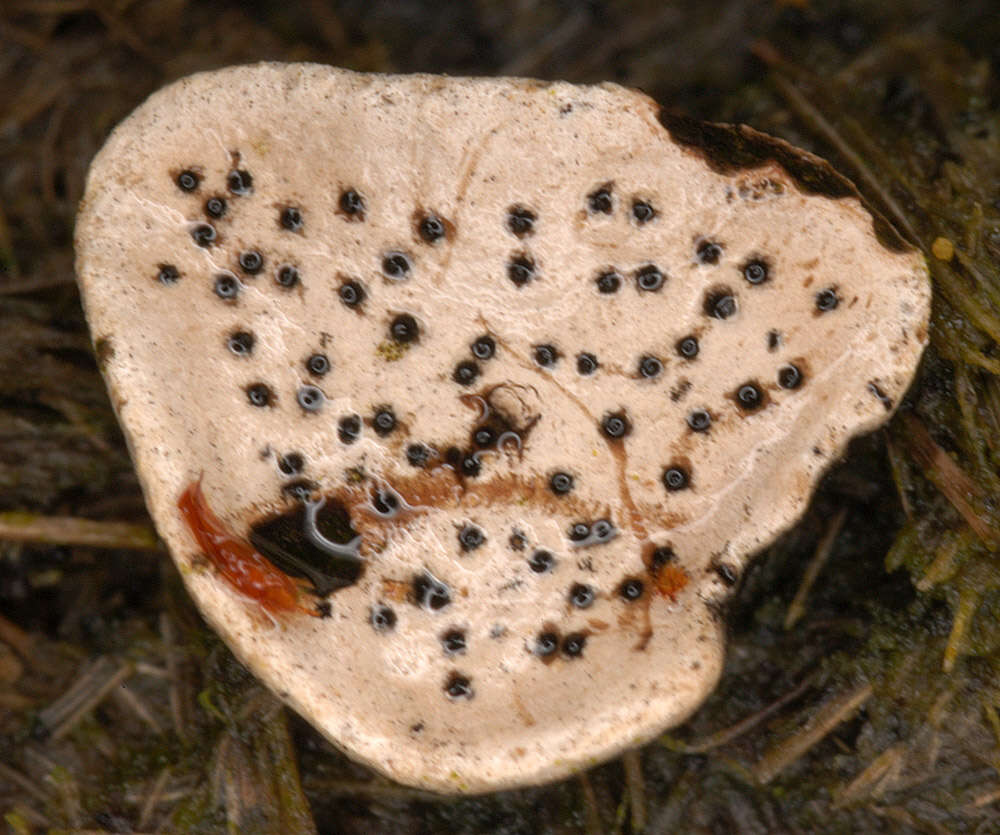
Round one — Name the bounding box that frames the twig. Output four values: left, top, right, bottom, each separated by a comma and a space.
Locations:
784, 507, 848, 630
622, 748, 647, 833
0, 513, 160, 550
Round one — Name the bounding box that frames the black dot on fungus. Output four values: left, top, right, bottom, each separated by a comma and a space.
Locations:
705, 288, 737, 319
577, 352, 599, 375
636, 264, 665, 292
651, 546, 676, 570
306, 353, 330, 376
413, 572, 451, 610
562, 633, 587, 657
339, 188, 365, 217
441, 630, 467, 655
238, 250, 264, 275
619, 578, 645, 601
715, 563, 738, 586
569, 583, 595, 609
473, 426, 496, 447
157, 264, 180, 284
638, 355, 663, 378
591, 520, 615, 542
507, 254, 536, 286
587, 184, 613, 214
778, 363, 804, 389
338, 414, 361, 444
458, 524, 485, 552
277, 452, 304, 475
338, 279, 365, 308
406, 443, 432, 467
246, 383, 273, 408
191, 223, 216, 247
696, 239, 724, 264
176, 169, 200, 192
632, 199, 656, 224
382, 252, 411, 279
506, 205, 536, 237
276, 265, 300, 289
767, 330, 781, 351
460, 453, 482, 477
418, 213, 446, 243
742, 258, 770, 285
662, 465, 690, 491
445, 673, 473, 700
735, 382, 764, 411
868, 381, 894, 411
213, 273, 240, 299
227, 169, 252, 195
297, 385, 324, 412
204, 197, 226, 218
601, 411, 631, 440
528, 549, 556, 573
390, 314, 419, 343
687, 408, 712, 432
596, 269, 622, 294
569, 522, 591, 542
371, 488, 399, 516
816, 287, 840, 311
676, 335, 699, 359
453, 360, 480, 386
534, 344, 558, 368
373, 407, 396, 436
509, 530, 528, 551
280, 206, 303, 231
535, 632, 559, 657
370, 604, 396, 632
471, 335, 496, 360
550, 472, 574, 495
227, 331, 254, 356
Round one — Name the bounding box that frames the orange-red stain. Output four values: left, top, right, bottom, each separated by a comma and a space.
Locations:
178, 478, 319, 617
653, 562, 690, 602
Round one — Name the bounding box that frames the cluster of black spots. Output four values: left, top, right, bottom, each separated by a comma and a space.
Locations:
280, 206, 303, 231
595, 269, 622, 294
214, 273, 240, 300
305, 353, 330, 377
372, 406, 397, 436
619, 578, 645, 601
205, 197, 226, 219
471, 335, 496, 360
238, 250, 264, 275
636, 264, 665, 292
445, 672, 473, 700
297, 385, 324, 412
687, 408, 712, 432
191, 223, 216, 247
390, 314, 419, 343
568, 519, 615, 545
534, 631, 559, 657
338, 278, 365, 308
587, 183, 613, 214
632, 199, 656, 224
453, 360, 480, 386
277, 452, 304, 475
441, 629, 467, 655
458, 524, 485, 552
569, 583, 595, 609
446, 446, 482, 478
533, 343, 559, 368
276, 265, 300, 289
338, 188, 365, 218
371, 488, 399, 516
507, 253, 536, 287
562, 632, 586, 658
696, 239, 724, 264
735, 381, 764, 411
777, 363, 803, 389
417, 212, 446, 243
370, 603, 397, 632
246, 383, 274, 408
382, 252, 411, 280
528, 549, 556, 573
412, 571, 451, 610
227, 331, 254, 356
662, 464, 690, 492
638, 355, 663, 379
742, 258, 770, 285
816, 287, 840, 312
549, 471, 574, 495
157, 264, 180, 284
176, 169, 201, 192
406, 442, 433, 468
676, 335, 699, 359
338, 414, 361, 444
576, 352, 599, 375
601, 411, 631, 440
506, 205, 536, 237
227, 169, 253, 195
704, 287, 737, 319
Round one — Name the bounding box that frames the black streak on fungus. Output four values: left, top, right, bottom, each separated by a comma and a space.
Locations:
587, 184, 613, 214
506, 206, 536, 237
413, 571, 451, 610
507, 254, 536, 287
868, 381, 894, 410
577, 352, 599, 375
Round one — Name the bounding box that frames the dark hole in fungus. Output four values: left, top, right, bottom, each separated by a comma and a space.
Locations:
371, 488, 399, 516
338, 414, 361, 444
696, 239, 724, 264
227, 331, 254, 356
636, 264, 665, 292
280, 207, 303, 231
562, 633, 587, 657
176, 170, 200, 192
596, 270, 622, 294
214, 273, 240, 300
412, 572, 451, 610
157, 264, 179, 284
651, 546, 676, 571
735, 381, 764, 411
458, 524, 485, 552
390, 314, 419, 343
528, 549, 556, 573
587, 184, 613, 214
297, 385, 324, 412
662, 465, 690, 491
619, 578, 644, 601
638, 355, 663, 378
338, 279, 365, 308
591, 520, 615, 542
778, 364, 803, 389
687, 408, 712, 432
382, 252, 411, 279
417, 213, 446, 243
441, 629, 467, 655
576, 352, 599, 375
453, 360, 480, 386
569, 583, 595, 609
204, 197, 226, 219
704, 288, 737, 319
742, 258, 769, 285
276, 265, 300, 289
227, 169, 252, 195
507, 254, 536, 287
474, 426, 497, 447
191, 223, 216, 247
373, 407, 397, 436
550, 472, 574, 495
767, 330, 781, 351
246, 383, 273, 408
601, 411, 631, 440
445, 673, 473, 700
406, 443, 432, 467
238, 250, 264, 275
535, 632, 559, 657
534, 344, 558, 368
277, 452, 304, 475
676, 335, 699, 359
306, 353, 330, 376
370, 604, 396, 632
460, 452, 482, 478
506, 205, 536, 237
632, 199, 656, 224
816, 287, 840, 312
471, 335, 496, 360
569, 522, 591, 542
339, 188, 365, 217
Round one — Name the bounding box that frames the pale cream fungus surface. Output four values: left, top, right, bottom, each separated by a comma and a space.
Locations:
74, 63, 930, 793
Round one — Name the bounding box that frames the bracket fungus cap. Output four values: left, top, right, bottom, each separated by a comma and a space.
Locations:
75, 63, 930, 793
